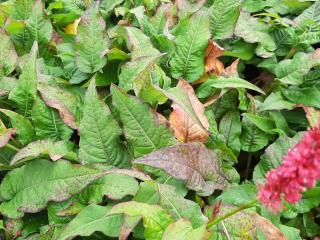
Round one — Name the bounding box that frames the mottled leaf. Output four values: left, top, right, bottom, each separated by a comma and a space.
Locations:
163, 219, 207, 240
0, 30, 18, 76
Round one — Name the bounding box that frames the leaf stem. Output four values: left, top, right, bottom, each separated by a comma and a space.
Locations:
6, 142, 20, 152
206, 199, 258, 229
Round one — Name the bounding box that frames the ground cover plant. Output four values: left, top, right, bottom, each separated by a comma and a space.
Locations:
0, 0, 320, 239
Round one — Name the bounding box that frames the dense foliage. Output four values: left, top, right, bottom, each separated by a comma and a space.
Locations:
0, 0, 320, 239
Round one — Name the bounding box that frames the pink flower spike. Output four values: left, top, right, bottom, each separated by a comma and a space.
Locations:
258, 128, 320, 212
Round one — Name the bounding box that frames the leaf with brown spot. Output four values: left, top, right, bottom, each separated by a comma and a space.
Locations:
299, 105, 320, 128
251, 213, 287, 240
205, 40, 224, 75
134, 142, 231, 196
0, 119, 16, 148
167, 79, 209, 142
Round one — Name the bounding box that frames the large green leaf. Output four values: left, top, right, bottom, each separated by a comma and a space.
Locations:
107, 201, 174, 240
253, 132, 304, 184
283, 85, 320, 108
25, 0, 53, 49
55, 204, 123, 240
170, 11, 210, 82
31, 96, 73, 141
111, 85, 176, 157
294, 1, 320, 31
163, 219, 207, 240
209, 0, 242, 39
10, 140, 77, 165
0, 160, 105, 218
75, 5, 108, 73
79, 80, 130, 166
134, 142, 231, 196
0, 31, 18, 76
8, 43, 37, 117
0, 109, 35, 145
135, 181, 207, 228
235, 11, 276, 58
78, 173, 139, 204
10, 0, 33, 20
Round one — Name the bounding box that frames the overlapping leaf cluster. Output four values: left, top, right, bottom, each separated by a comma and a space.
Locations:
0, 0, 319, 239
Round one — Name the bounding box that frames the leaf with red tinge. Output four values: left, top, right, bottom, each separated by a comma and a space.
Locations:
205, 40, 225, 75
251, 213, 287, 240
134, 142, 231, 196
165, 79, 209, 142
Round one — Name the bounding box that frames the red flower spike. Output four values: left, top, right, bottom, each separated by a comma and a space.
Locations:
258, 128, 320, 212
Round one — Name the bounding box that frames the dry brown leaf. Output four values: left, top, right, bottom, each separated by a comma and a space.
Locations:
169, 79, 209, 142
251, 213, 287, 240
205, 40, 224, 75
222, 58, 239, 77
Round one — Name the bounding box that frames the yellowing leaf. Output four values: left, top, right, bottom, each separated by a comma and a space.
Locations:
64, 18, 81, 35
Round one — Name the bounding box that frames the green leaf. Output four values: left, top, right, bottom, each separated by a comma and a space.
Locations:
170, 11, 210, 82
25, 0, 53, 49
257, 92, 294, 112
107, 201, 174, 240
8, 43, 38, 117
10, 0, 33, 20
31, 96, 73, 141
78, 173, 139, 204
282, 85, 320, 108
79, 80, 130, 166
135, 181, 207, 228
216, 184, 257, 206
10, 140, 77, 165
209, 0, 242, 39
0, 109, 35, 145
219, 111, 241, 154
37, 82, 82, 130
0, 160, 105, 218
243, 113, 277, 135
240, 116, 270, 152
253, 132, 304, 184
235, 11, 276, 58
111, 85, 176, 157
55, 204, 123, 240
163, 219, 207, 240
0, 30, 18, 76
275, 50, 320, 85
134, 142, 231, 196
75, 5, 108, 73
202, 76, 265, 95
294, 1, 320, 30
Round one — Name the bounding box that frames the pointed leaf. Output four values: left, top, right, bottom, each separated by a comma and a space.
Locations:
0, 160, 105, 218
134, 142, 231, 196
0, 30, 18, 76
56, 204, 123, 240
10, 140, 77, 165
31, 96, 73, 141
107, 201, 174, 240
170, 11, 210, 82
75, 5, 108, 73
0, 109, 35, 145
111, 85, 176, 157
8, 43, 38, 117
79, 80, 130, 166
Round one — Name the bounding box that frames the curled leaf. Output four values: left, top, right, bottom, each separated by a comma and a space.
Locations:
205, 40, 225, 75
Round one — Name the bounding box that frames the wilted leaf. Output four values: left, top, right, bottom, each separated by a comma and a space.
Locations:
0, 109, 35, 145
204, 40, 224, 75
134, 142, 231, 196
107, 201, 174, 240
170, 11, 210, 82
111, 85, 176, 157
0, 160, 105, 218
168, 79, 209, 142
251, 213, 287, 240
56, 204, 123, 240
79, 80, 130, 166
10, 140, 77, 165
75, 5, 108, 73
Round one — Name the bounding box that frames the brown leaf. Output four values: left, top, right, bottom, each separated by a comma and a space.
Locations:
0, 128, 16, 148
205, 40, 224, 75
134, 142, 230, 196
222, 58, 239, 77
168, 79, 209, 142
251, 213, 287, 240
298, 105, 320, 128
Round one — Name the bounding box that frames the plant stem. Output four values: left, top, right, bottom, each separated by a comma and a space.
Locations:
6, 143, 20, 152
206, 199, 258, 229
